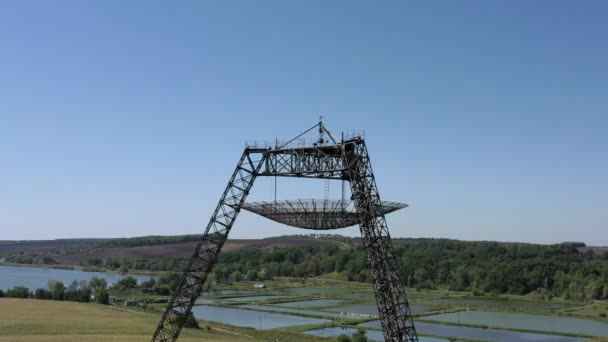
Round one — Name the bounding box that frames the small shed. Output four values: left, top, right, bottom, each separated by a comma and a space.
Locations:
124, 299, 139, 306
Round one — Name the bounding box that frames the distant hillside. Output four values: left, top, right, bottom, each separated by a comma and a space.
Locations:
96, 235, 204, 248
51, 237, 343, 266
1, 234, 605, 259
0, 238, 108, 256
0, 235, 344, 265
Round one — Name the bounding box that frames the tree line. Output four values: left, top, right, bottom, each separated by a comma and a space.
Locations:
5, 254, 56, 265
221, 240, 608, 301
96, 235, 203, 248
0, 276, 113, 304
91, 239, 608, 301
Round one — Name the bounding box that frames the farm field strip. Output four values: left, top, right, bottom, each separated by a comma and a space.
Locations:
190, 305, 331, 329
0, 298, 236, 341
239, 304, 358, 319
360, 320, 586, 342
304, 327, 448, 342
421, 310, 608, 336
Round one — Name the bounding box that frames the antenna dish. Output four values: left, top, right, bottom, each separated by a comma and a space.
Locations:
242, 199, 407, 230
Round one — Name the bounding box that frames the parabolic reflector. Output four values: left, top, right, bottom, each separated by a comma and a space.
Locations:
242, 199, 407, 230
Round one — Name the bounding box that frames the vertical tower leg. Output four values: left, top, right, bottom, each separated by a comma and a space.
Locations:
345, 140, 418, 342
152, 150, 265, 342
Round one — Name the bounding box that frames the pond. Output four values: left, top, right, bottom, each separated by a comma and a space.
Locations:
423, 310, 608, 336
0, 265, 153, 290
274, 299, 347, 308
195, 297, 217, 304
201, 290, 254, 296
225, 295, 294, 302
240, 304, 356, 319
335, 291, 374, 300
190, 305, 329, 329
335, 290, 441, 301
304, 327, 447, 342
420, 297, 574, 311
285, 287, 353, 295
328, 304, 433, 316
407, 291, 448, 300
361, 320, 585, 342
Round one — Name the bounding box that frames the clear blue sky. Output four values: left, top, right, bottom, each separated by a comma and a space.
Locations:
1, 1, 606, 245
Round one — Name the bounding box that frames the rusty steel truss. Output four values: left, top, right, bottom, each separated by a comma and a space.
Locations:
151, 122, 419, 342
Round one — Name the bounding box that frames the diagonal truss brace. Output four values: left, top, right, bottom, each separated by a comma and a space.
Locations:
151, 149, 266, 342
344, 139, 418, 341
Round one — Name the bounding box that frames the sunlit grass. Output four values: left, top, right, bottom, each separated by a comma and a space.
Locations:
0, 298, 239, 341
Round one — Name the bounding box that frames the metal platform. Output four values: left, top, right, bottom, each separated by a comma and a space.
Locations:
242, 199, 407, 229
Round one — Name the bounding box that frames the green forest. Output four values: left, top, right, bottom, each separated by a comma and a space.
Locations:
98, 238, 608, 301
212, 239, 608, 301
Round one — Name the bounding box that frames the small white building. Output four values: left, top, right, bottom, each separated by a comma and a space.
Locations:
252, 284, 266, 289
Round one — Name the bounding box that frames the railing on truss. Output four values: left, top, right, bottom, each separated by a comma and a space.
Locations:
245, 130, 365, 149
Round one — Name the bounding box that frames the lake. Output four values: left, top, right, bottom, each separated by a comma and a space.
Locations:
190, 305, 329, 329
362, 320, 585, 342
423, 310, 608, 336
0, 265, 153, 290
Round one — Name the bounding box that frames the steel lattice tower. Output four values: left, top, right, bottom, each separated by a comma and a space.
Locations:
151, 122, 418, 342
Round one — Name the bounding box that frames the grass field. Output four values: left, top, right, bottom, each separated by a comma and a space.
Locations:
0, 298, 241, 342
0, 298, 330, 342
562, 303, 608, 319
